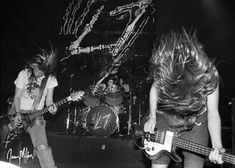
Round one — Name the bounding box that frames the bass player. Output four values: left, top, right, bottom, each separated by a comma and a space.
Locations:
144, 29, 224, 168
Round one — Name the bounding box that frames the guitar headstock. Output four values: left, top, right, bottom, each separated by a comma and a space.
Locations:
69, 91, 85, 101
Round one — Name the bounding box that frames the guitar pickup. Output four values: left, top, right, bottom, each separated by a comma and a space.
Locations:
155, 131, 166, 144
144, 130, 170, 145
144, 131, 166, 144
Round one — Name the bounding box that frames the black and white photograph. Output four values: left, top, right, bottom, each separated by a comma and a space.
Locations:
1, 0, 235, 168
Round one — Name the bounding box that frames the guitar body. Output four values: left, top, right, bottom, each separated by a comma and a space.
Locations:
0, 106, 16, 149
0, 116, 11, 159
0, 116, 11, 147
134, 111, 196, 162
0, 114, 28, 150
142, 131, 182, 162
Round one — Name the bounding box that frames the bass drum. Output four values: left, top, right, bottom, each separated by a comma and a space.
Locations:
86, 106, 118, 137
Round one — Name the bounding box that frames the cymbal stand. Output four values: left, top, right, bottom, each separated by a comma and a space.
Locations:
72, 106, 78, 134
127, 91, 133, 135
135, 80, 145, 125
65, 74, 74, 133
65, 105, 72, 133
138, 85, 142, 125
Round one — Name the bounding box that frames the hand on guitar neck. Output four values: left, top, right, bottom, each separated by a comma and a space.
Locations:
47, 103, 58, 115
13, 112, 22, 129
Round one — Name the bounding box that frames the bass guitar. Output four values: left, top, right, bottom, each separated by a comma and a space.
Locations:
0, 91, 84, 149
134, 113, 235, 165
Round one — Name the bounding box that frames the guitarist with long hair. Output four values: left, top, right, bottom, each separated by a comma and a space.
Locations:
144, 29, 225, 168
9, 48, 58, 168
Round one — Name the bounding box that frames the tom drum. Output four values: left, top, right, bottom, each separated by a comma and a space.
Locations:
83, 95, 100, 107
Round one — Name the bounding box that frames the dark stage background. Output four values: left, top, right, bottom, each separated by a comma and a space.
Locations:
1, 1, 235, 168
1, 0, 235, 135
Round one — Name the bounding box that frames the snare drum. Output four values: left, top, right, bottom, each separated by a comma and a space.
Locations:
86, 106, 118, 136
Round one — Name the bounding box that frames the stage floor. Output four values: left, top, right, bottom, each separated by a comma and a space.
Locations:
1, 132, 232, 168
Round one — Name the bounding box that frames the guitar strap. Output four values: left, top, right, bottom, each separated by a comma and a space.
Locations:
30, 76, 49, 113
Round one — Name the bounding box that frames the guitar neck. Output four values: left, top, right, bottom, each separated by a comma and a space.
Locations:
28, 97, 70, 120
173, 137, 235, 165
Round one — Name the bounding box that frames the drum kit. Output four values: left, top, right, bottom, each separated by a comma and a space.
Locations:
64, 76, 149, 137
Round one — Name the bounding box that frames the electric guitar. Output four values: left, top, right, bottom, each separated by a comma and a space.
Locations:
0, 91, 84, 148
134, 113, 235, 165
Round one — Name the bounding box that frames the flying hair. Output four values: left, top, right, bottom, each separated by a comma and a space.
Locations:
26, 47, 58, 77
149, 29, 219, 115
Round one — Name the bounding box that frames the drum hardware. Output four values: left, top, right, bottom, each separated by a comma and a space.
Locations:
134, 79, 148, 125
80, 107, 90, 130
65, 74, 75, 133
72, 107, 78, 134
64, 103, 73, 134
108, 104, 126, 115
127, 91, 133, 135
71, 105, 90, 135
64, 104, 89, 135
138, 85, 142, 125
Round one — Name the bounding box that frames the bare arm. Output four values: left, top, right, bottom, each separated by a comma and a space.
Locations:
207, 84, 224, 164
207, 85, 222, 149
46, 87, 54, 106
46, 87, 57, 114
144, 83, 158, 133
13, 87, 23, 125
149, 84, 158, 119
14, 87, 23, 113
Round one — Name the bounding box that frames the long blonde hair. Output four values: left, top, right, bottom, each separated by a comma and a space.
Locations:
25, 48, 57, 97
150, 29, 219, 115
